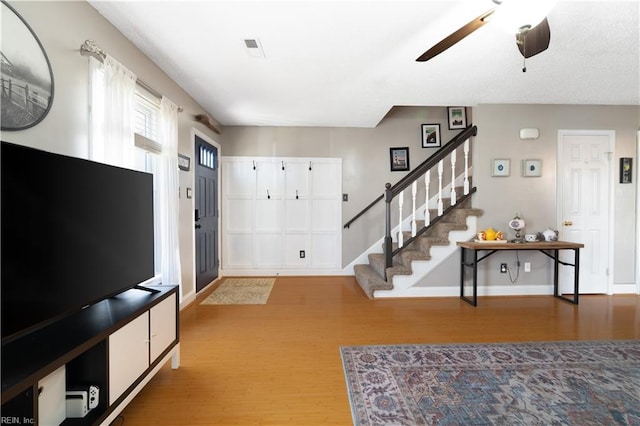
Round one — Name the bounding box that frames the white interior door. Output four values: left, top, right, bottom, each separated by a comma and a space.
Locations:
558, 130, 614, 294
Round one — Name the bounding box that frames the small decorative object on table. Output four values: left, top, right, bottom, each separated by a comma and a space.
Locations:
540, 228, 559, 241
475, 227, 504, 243
509, 214, 526, 243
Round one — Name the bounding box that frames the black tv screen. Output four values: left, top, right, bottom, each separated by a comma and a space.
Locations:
1, 141, 155, 343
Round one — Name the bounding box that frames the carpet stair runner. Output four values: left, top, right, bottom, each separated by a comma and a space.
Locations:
354, 197, 483, 298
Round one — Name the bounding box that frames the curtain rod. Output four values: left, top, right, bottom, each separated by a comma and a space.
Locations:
80, 40, 183, 113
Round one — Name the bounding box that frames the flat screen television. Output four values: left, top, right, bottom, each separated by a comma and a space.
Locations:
1, 141, 155, 343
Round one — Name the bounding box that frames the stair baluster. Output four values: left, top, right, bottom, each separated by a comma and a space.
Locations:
397, 190, 404, 248
450, 149, 457, 205
437, 160, 444, 216
411, 181, 417, 237
464, 139, 470, 195
424, 170, 430, 226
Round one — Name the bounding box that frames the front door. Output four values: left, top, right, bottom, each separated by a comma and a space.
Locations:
558, 130, 613, 294
195, 135, 219, 292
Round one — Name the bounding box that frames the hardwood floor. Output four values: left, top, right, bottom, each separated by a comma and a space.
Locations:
118, 276, 639, 425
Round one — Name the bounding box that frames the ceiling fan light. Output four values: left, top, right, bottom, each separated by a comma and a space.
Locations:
491, 0, 557, 33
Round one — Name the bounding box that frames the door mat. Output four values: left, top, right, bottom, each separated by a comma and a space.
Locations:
200, 278, 275, 305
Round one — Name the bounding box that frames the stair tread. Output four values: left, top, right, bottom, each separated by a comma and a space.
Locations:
354, 264, 392, 298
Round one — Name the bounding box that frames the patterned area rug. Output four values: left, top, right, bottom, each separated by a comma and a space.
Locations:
200, 278, 275, 305
340, 340, 640, 425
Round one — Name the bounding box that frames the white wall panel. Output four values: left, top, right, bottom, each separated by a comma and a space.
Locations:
256, 234, 283, 267
221, 156, 341, 274
225, 234, 253, 268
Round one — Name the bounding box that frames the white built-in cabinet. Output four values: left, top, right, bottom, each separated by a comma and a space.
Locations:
109, 293, 177, 405
222, 157, 342, 274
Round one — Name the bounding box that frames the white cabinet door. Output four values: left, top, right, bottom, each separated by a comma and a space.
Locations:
150, 294, 177, 363
108, 313, 149, 405
38, 365, 66, 426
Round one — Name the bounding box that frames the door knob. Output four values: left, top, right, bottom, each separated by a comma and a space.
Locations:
195, 224, 202, 229
563, 220, 573, 226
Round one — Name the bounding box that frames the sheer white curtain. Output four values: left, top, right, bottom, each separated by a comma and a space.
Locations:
89, 56, 137, 167
157, 97, 182, 286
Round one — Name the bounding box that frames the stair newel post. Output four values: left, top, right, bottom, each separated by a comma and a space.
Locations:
450, 149, 457, 206
411, 181, 417, 237
384, 183, 393, 278
463, 138, 470, 195
397, 190, 404, 248
424, 171, 430, 226
437, 159, 444, 216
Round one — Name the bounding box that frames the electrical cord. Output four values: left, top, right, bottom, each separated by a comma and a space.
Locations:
507, 250, 521, 283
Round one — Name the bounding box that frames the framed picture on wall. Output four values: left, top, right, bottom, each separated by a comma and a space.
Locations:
492, 159, 510, 177
390, 147, 410, 172
421, 124, 441, 148
447, 106, 467, 130
522, 159, 542, 177
1, 1, 55, 131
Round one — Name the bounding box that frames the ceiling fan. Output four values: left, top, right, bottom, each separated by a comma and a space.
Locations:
416, 0, 556, 70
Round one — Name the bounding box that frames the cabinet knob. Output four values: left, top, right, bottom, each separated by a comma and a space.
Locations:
563, 220, 573, 226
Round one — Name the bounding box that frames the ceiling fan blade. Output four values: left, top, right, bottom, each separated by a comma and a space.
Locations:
517, 17, 551, 58
416, 8, 496, 62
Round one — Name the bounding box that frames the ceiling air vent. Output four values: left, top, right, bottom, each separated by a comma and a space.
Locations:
243, 38, 265, 58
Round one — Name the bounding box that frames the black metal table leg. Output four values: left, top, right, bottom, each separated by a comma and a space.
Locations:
573, 248, 580, 304
460, 246, 478, 306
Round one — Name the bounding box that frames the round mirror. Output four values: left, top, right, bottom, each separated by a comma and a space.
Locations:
1, 0, 54, 131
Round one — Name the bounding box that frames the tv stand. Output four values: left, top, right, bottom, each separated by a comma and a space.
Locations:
1, 285, 179, 425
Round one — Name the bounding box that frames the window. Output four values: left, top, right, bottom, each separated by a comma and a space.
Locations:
134, 86, 162, 154
134, 85, 162, 282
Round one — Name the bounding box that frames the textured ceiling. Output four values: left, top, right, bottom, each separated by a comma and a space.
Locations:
88, 0, 640, 128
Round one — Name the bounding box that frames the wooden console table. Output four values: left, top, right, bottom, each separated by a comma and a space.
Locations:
457, 240, 584, 306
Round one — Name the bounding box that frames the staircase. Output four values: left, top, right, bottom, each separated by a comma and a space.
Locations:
344, 125, 480, 299
354, 197, 483, 298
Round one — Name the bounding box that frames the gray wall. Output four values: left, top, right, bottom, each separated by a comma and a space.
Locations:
2, 1, 223, 303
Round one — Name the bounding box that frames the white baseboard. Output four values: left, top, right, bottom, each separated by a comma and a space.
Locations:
221, 268, 345, 277
375, 284, 555, 298
611, 283, 640, 294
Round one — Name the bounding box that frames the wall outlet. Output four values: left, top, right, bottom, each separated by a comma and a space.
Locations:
524, 262, 531, 272
500, 263, 507, 273
299, 250, 305, 259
